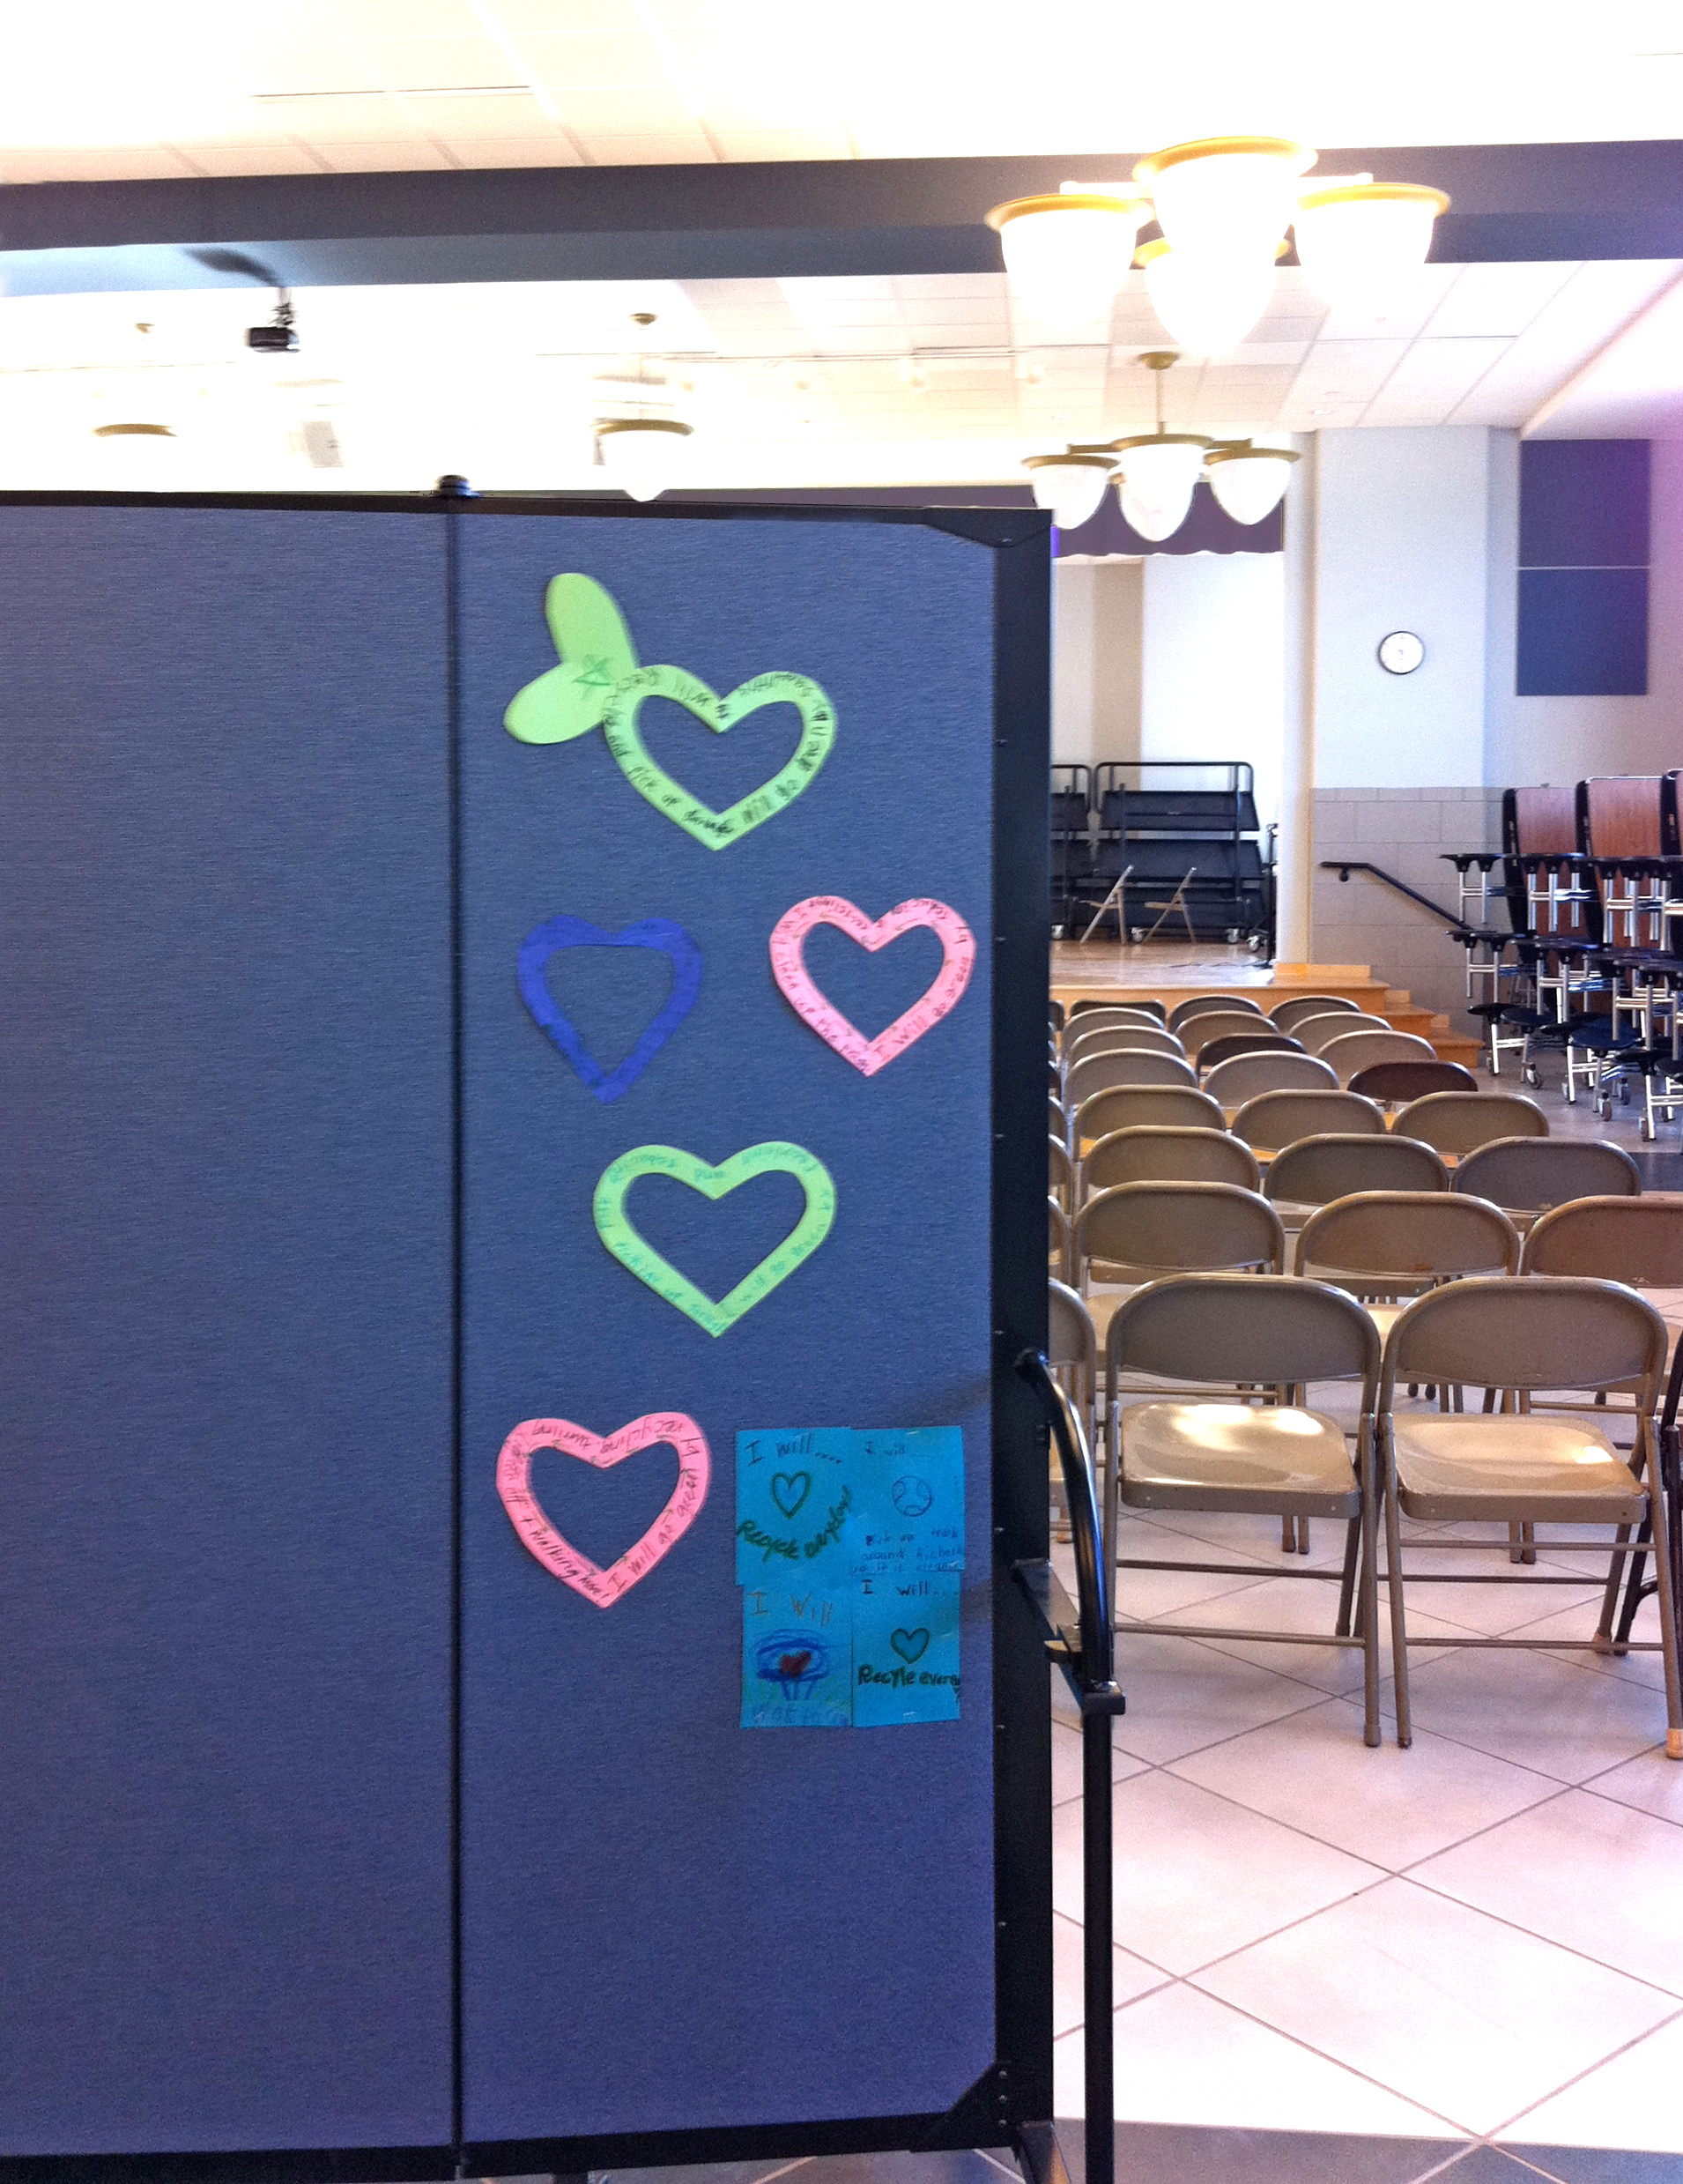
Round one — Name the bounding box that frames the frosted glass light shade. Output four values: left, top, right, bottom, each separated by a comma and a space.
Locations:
986, 194, 1149, 325
1139, 239, 1276, 357
1119, 486, 1189, 543
1134, 137, 1314, 263
1111, 432, 1209, 521
1205, 442, 1298, 524
1024, 453, 1113, 531
597, 418, 693, 501
1294, 184, 1450, 317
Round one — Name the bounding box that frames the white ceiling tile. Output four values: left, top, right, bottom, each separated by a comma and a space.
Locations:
353, 33, 520, 85
0, 145, 203, 181
1423, 261, 1580, 338
167, 143, 331, 175
515, 31, 669, 85
327, 0, 488, 33
442, 135, 586, 166
396, 92, 562, 136
1367, 335, 1512, 405
248, 44, 387, 96
272, 93, 422, 141
491, 3, 641, 31
310, 139, 460, 169
573, 130, 717, 161
707, 130, 854, 160
555, 85, 700, 132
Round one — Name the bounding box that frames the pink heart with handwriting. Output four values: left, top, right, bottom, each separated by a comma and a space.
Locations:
769, 895, 976, 1077
496, 1412, 710, 1608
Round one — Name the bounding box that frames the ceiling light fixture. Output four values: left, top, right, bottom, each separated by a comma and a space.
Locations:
1107, 352, 1210, 540
1022, 451, 1113, 531
986, 136, 1449, 355
1204, 440, 1300, 524
595, 312, 693, 501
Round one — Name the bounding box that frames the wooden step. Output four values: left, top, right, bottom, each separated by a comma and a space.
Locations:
1378, 984, 1481, 1070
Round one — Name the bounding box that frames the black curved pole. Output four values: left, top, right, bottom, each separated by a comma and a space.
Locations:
1015, 1349, 1116, 2184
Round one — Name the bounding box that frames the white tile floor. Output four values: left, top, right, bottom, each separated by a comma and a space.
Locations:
1050, 1501, 1683, 2152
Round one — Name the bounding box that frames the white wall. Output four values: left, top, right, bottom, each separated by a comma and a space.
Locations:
1484, 429, 1683, 785
1139, 552, 1285, 828
1050, 557, 1143, 767
1314, 426, 1490, 789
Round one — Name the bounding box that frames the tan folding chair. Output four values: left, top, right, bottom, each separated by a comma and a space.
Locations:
1075, 1084, 1226, 1150
1065, 1024, 1187, 1066
1347, 1059, 1479, 1107
1394, 1091, 1549, 1156
1076, 1182, 1285, 1352
1197, 1032, 1304, 1076
1071, 998, 1166, 1026
1265, 1133, 1449, 1216
1295, 1011, 1392, 1053
1107, 1274, 1385, 1743
1230, 1088, 1387, 1155
1269, 993, 1362, 1034
1186, 1013, 1279, 1060
1379, 1278, 1683, 1757
1168, 993, 1264, 1033
1321, 1029, 1440, 1085
1204, 1051, 1337, 1109
1048, 1277, 1099, 1535
1049, 999, 1066, 1034
1050, 1092, 1069, 1150
1049, 1196, 1071, 1282
1454, 1136, 1641, 1221
1080, 1125, 1261, 1197
1049, 1134, 1074, 1210
1064, 1049, 1198, 1109
1064, 1007, 1168, 1050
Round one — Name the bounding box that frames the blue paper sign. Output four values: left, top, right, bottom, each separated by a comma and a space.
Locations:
852, 1572, 961, 1727
734, 1427, 859, 1584
516, 913, 702, 1103
741, 1582, 853, 1728
850, 1427, 965, 1578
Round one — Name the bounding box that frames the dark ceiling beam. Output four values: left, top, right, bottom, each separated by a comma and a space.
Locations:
2, 140, 1680, 294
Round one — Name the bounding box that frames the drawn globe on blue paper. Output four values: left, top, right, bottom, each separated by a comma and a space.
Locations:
756, 1631, 830, 1698
891, 1473, 933, 1518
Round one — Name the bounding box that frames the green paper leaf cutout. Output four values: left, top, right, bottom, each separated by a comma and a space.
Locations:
600, 664, 835, 849
593, 1140, 837, 1336
504, 573, 640, 745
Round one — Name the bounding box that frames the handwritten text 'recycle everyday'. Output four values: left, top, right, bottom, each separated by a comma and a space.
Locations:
737, 1485, 853, 1565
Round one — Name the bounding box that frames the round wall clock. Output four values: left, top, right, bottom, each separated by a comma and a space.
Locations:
1377, 629, 1425, 675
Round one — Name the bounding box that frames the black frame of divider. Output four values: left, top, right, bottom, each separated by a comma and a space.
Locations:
0, 486, 1053, 2184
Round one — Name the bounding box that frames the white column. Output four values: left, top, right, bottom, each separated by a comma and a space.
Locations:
1276, 430, 1318, 964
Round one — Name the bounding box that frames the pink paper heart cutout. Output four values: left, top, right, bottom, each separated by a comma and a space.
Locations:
496, 1412, 710, 1608
769, 895, 976, 1077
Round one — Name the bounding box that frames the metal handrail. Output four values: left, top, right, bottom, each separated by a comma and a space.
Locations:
1320, 858, 1468, 925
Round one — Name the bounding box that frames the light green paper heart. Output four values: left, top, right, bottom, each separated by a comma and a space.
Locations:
600, 664, 835, 850
504, 573, 639, 745
593, 1140, 836, 1337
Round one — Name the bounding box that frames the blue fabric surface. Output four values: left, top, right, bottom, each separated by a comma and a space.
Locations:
456, 516, 998, 2141
0, 508, 455, 2153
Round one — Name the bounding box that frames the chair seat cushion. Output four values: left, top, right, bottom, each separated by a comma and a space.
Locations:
1390, 1415, 1646, 1522
1120, 1402, 1359, 1516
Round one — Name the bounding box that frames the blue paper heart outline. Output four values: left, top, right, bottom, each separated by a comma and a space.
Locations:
517, 914, 703, 1103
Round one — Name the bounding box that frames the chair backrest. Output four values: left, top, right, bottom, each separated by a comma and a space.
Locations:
1185, 1013, 1277, 1057
1168, 993, 1264, 1032
1393, 1091, 1549, 1155
1294, 1188, 1521, 1289
1521, 1196, 1683, 1284
1048, 1277, 1098, 1374
1108, 1272, 1380, 1393
1080, 1125, 1261, 1195
1204, 1051, 1338, 1107
1066, 1024, 1186, 1065
1065, 1007, 1166, 1044
1196, 1031, 1303, 1074
1071, 996, 1166, 1024
1229, 1088, 1387, 1151
1075, 1084, 1226, 1143
1050, 1092, 1069, 1147
1294, 1011, 1393, 1054
1453, 1136, 1641, 1214
1049, 1196, 1071, 1278
1065, 1049, 1198, 1104
1077, 1180, 1285, 1284
1264, 1133, 1449, 1207
1381, 1276, 1665, 1408
1320, 1029, 1439, 1085
1268, 992, 1362, 1033
1049, 999, 1066, 1033
1049, 1134, 1073, 1207
1346, 1059, 1479, 1104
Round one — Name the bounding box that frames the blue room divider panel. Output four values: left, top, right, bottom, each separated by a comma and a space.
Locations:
0, 508, 456, 2155
456, 514, 1002, 2146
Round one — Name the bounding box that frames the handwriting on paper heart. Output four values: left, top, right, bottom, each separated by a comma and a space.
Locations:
593, 1140, 836, 1337
891, 1627, 931, 1663
495, 1412, 710, 1607
505, 574, 640, 745
516, 913, 702, 1103
770, 1471, 811, 1519
768, 896, 976, 1076
601, 665, 834, 850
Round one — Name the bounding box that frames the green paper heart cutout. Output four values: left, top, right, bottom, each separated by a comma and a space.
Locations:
600, 664, 835, 850
593, 1140, 837, 1337
505, 573, 639, 745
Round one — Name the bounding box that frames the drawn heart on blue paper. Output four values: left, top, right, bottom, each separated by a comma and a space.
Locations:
771, 1472, 811, 1519
891, 1628, 930, 1664
517, 914, 703, 1103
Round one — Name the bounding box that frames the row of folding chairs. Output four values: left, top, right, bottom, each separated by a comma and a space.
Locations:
1053, 992, 1446, 1098
1046, 1265, 1683, 1754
